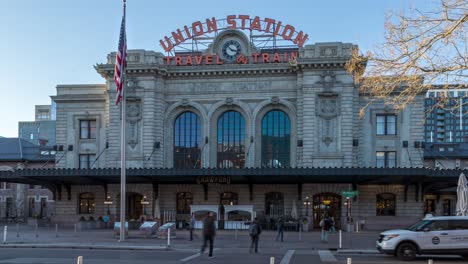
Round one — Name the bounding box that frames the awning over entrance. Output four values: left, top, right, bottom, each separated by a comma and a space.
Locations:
0, 167, 464, 186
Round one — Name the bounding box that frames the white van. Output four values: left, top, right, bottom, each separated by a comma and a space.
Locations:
376, 215, 468, 261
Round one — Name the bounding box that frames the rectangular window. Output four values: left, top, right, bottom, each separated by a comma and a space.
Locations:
79, 120, 96, 139
79, 154, 96, 169
376, 114, 397, 135
376, 151, 397, 168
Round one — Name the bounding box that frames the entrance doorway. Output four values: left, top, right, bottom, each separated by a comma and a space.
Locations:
313, 193, 341, 229
116, 192, 144, 221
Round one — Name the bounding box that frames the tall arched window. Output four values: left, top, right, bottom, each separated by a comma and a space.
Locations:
261, 110, 291, 168
265, 192, 284, 216
78, 192, 95, 214
217, 111, 245, 168
174, 111, 201, 168
376, 193, 396, 216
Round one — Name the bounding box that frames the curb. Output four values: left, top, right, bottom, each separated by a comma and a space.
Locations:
336, 249, 380, 254
0, 243, 170, 251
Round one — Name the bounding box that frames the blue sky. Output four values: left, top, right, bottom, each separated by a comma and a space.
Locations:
0, 0, 430, 137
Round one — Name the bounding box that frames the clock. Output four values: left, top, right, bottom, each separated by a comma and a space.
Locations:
221, 39, 242, 61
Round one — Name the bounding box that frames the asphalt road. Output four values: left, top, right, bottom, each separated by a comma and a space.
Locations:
0, 248, 466, 264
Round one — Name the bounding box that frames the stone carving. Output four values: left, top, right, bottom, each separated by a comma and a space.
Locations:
320, 47, 337, 57
225, 97, 234, 105
320, 70, 336, 88
181, 98, 189, 106
126, 101, 142, 149
271, 96, 280, 105
316, 93, 340, 151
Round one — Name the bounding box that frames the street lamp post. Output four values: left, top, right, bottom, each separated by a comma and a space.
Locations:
303, 197, 311, 216
141, 196, 149, 216
104, 196, 113, 215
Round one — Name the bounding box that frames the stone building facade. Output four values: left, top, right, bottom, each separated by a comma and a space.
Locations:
1, 22, 461, 230
36, 25, 456, 230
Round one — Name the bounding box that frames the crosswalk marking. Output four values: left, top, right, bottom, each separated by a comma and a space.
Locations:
180, 253, 201, 262
318, 250, 337, 262
280, 250, 295, 264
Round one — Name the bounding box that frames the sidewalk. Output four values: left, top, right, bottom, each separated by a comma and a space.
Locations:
0, 224, 381, 252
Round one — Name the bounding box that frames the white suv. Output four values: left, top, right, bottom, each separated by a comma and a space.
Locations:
376, 215, 468, 261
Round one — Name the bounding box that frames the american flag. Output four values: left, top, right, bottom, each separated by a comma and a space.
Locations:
114, 3, 127, 105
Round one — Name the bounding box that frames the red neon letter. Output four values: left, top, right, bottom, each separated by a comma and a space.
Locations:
160, 37, 174, 52
281, 25, 295, 40
164, 56, 172, 65
216, 55, 224, 65
273, 21, 282, 36
264, 18, 275, 33
227, 15, 236, 29
262, 53, 270, 63
206, 17, 218, 33
238, 15, 249, 30
175, 56, 182, 66
249, 16, 262, 31
293, 31, 309, 47
205, 55, 213, 65
194, 56, 203, 65
252, 53, 260, 63
184, 25, 192, 39
273, 53, 281, 63
192, 21, 204, 37
171, 29, 186, 45
186, 56, 193, 66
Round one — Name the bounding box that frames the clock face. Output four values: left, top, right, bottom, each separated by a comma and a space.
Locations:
221, 40, 242, 61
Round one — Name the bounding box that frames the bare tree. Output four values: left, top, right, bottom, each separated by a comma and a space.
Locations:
346, 0, 467, 115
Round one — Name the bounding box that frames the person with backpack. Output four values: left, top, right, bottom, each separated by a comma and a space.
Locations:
200, 212, 216, 258
249, 217, 262, 253
319, 214, 332, 243
275, 216, 284, 242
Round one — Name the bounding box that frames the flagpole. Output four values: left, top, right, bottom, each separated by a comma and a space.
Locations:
119, 0, 127, 242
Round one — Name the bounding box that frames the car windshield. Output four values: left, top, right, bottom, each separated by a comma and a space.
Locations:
407, 219, 432, 231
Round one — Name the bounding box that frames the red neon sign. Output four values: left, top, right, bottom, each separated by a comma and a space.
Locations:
159, 15, 309, 52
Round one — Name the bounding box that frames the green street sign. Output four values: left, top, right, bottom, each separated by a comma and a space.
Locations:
342, 191, 359, 198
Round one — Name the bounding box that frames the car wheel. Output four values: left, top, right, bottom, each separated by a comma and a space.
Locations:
396, 242, 417, 261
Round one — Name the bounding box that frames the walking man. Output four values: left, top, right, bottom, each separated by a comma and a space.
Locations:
320, 214, 332, 243
249, 217, 262, 253
275, 216, 284, 242
189, 212, 196, 241
200, 212, 216, 258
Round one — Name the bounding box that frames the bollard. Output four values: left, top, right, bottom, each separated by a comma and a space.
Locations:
235, 228, 238, 240
77, 256, 83, 264
3, 226, 7, 244
339, 230, 342, 249
35, 223, 38, 238
16, 223, 19, 238
55, 224, 58, 238
270, 257, 275, 264
167, 228, 171, 247
428, 259, 433, 264
347, 257, 352, 264
299, 227, 302, 241
74, 223, 77, 237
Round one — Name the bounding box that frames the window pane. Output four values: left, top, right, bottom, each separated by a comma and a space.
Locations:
89, 121, 97, 139
376, 193, 396, 216
261, 110, 291, 168
174, 112, 201, 168
217, 111, 245, 168
387, 152, 396, 168
80, 121, 89, 139
376, 116, 385, 135
387, 115, 396, 135
376, 152, 385, 168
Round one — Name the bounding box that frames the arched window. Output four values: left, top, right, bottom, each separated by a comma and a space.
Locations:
261, 110, 291, 168
217, 111, 245, 168
265, 192, 284, 216
376, 193, 396, 216
176, 192, 193, 214
78, 192, 95, 214
174, 112, 202, 168
220, 192, 238, 205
